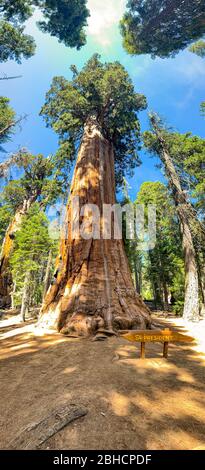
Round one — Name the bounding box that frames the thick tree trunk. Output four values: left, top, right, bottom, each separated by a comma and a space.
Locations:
178, 208, 200, 321
151, 118, 200, 321
38, 119, 151, 336
0, 199, 33, 308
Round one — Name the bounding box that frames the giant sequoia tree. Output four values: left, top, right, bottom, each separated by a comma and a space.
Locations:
39, 55, 151, 336
120, 0, 205, 58
0, 0, 89, 62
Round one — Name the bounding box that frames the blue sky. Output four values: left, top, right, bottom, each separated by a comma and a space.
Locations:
0, 0, 205, 201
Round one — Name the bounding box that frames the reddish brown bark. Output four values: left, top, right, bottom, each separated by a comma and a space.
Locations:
39, 119, 151, 336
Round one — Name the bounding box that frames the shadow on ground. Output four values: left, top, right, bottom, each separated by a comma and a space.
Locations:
0, 316, 205, 450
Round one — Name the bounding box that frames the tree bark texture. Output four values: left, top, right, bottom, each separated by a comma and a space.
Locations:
39, 120, 151, 335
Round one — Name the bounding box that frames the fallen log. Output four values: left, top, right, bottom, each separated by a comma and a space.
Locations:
8, 404, 88, 450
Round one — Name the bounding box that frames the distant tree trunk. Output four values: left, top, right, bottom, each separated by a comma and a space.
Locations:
152, 281, 161, 309
139, 267, 142, 295
0, 198, 33, 308
11, 281, 16, 310
42, 249, 53, 301
134, 264, 140, 294
158, 251, 169, 310
151, 116, 199, 321
162, 281, 169, 311
149, 250, 163, 309
194, 246, 205, 316
136, 255, 142, 295
200, 276, 205, 317
21, 270, 32, 322
38, 117, 151, 336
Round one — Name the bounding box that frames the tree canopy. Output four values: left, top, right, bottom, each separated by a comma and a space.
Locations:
1, 150, 70, 212
200, 101, 205, 116
0, 21, 36, 63
120, 0, 205, 58
189, 40, 205, 58
40, 54, 147, 186
0, 96, 16, 145
0, 0, 90, 62
143, 127, 205, 216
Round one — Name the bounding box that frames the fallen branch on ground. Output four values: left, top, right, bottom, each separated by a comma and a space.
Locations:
8, 404, 88, 450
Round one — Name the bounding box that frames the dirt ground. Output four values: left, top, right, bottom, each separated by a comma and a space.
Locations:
0, 313, 205, 450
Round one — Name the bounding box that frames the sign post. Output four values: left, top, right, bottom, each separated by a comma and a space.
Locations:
121, 328, 194, 359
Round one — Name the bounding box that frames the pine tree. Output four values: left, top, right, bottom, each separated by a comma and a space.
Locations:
10, 204, 52, 319
143, 114, 204, 320
0, 150, 68, 307
136, 181, 184, 311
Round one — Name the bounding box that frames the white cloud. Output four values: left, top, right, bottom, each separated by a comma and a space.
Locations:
87, 0, 126, 46
172, 53, 205, 83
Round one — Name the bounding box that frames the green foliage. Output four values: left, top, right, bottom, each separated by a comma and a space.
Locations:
143, 118, 205, 311
2, 180, 27, 211
121, 181, 142, 292
189, 40, 205, 58
0, 96, 16, 144
37, 0, 89, 49
0, 0, 34, 62
120, 0, 205, 58
200, 102, 205, 116
122, 180, 185, 310
0, 20, 36, 63
10, 204, 52, 306
143, 128, 205, 215
0, 203, 12, 247
171, 258, 185, 315
136, 181, 184, 309
0, 0, 89, 62
0, 1, 33, 22
1, 150, 70, 215
40, 54, 147, 186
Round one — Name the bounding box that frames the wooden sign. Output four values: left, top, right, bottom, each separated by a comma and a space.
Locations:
121, 328, 194, 359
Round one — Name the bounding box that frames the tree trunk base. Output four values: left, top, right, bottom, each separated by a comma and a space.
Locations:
0, 293, 12, 309
38, 267, 151, 338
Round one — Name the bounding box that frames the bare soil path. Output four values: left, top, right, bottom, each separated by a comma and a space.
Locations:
0, 314, 205, 450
